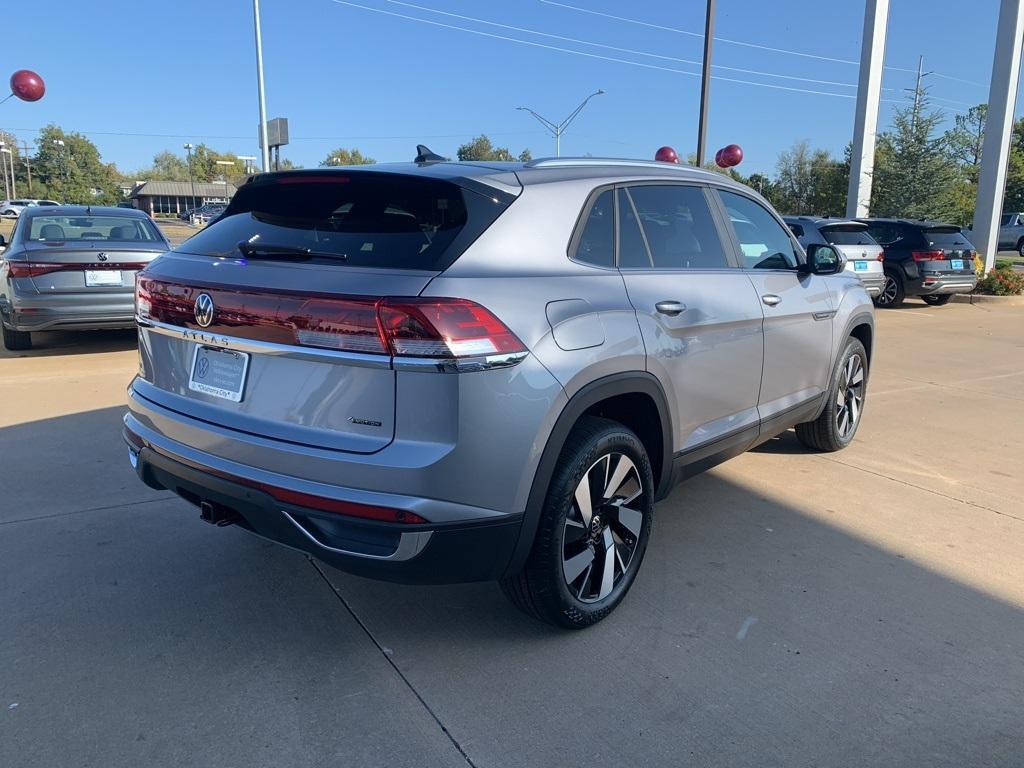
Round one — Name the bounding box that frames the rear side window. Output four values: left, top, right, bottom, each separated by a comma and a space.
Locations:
617, 188, 651, 268
178, 173, 513, 270
626, 185, 730, 269
573, 189, 614, 267
719, 191, 800, 269
820, 225, 877, 246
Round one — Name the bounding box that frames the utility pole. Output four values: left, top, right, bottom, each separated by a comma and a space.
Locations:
253, 0, 271, 172
846, 0, 890, 218
906, 55, 932, 131
21, 142, 32, 195
696, 0, 716, 166
184, 143, 197, 213
0, 145, 9, 199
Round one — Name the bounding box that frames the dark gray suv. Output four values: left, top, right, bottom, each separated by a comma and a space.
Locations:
125, 157, 874, 628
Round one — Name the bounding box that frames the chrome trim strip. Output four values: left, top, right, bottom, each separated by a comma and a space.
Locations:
138, 317, 392, 369
281, 511, 433, 562
812, 311, 837, 321
138, 318, 528, 373
392, 351, 528, 373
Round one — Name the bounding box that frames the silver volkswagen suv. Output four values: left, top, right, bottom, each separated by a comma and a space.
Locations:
125, 156, 874, 628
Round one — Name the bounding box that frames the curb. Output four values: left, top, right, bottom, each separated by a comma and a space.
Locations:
951, 293, 1024, 306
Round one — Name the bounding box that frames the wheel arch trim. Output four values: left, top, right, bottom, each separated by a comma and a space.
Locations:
502, 372, 673, 578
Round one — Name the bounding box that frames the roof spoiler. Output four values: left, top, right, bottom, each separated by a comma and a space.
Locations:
414, 144, 448, 164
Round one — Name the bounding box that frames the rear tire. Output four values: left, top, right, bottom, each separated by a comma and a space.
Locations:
922, 294, 952, 306
796, 337, 868, 452
500, 416, 655, 629
2, 325, 31, 351
874, 270, 905, 308
1017, 239, 1024, 258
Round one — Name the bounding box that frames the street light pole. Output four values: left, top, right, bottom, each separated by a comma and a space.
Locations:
0, 148, 14, 198
0, 143, 10, 199
253, 0, 270, 172
184, 143, 197, 213
517, 89, 604, 157
696, 0, 716, 166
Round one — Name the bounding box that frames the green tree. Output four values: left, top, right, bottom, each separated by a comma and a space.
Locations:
457, 135, 531, 162
320, 147, 375, 166
944, 104, 987, 180
770, 141, 848, 216
870, 93, 959, 220
34, 124, 121, 205
134, 150, 191, 182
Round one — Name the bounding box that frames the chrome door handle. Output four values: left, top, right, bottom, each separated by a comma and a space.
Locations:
761, 294, 781, 307
655, 300, 687, 316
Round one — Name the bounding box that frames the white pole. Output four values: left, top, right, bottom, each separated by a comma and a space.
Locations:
972, 0, 1024, 274
846, 0, 890, 218
253, 0, 271, 172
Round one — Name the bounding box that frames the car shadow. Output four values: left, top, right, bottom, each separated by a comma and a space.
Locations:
1, 406, 1021, 767
0, 328, 137, 358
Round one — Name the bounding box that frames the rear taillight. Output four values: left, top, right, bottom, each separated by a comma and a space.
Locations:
912, 250, 945, 262
877, 251, 885, 262
9, 261, 149, 278
135, 278, 527, 361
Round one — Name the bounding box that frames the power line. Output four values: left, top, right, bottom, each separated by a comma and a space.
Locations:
331, 0, 872, 99
8, 127, 546, 141
386, 0, 886, 91
539, 0, 986, 86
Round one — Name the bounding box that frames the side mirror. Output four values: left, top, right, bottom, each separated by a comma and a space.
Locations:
0, 233, 6, 252
804, 243, 843, 275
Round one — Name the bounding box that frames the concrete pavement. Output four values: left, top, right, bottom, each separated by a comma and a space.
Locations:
1, 302, 1022, 767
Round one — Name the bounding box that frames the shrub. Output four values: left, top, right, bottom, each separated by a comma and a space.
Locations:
975, 263, 1024, 295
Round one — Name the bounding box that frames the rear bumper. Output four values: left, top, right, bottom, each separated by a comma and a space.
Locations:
4, 295, 136, 332
125, 426, 522, 584
857, 272, 885, 297
917, 274, 978, 295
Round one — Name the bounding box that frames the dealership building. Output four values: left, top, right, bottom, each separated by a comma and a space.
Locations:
128, 180, 236, 216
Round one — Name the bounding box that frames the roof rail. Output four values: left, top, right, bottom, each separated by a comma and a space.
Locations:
524, 157, 720, 176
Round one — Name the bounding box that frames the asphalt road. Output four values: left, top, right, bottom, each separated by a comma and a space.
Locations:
2, 301, 1022, 767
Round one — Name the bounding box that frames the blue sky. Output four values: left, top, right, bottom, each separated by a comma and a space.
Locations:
2, 0, 1014, 175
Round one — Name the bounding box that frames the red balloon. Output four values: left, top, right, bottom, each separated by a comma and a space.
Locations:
654, 145, 680, 164
717, 143, 743, 168
10, 70, 45, 102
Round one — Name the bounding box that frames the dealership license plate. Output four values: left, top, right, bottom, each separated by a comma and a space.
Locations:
189, 346, 250, 402
854, 260, 868, 271
950, 259, 964, 270
85, 269, 122, 286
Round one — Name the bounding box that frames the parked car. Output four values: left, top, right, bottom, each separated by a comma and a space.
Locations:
180, 203, 227, 223
124, 157, 874, 628
784, 217, 885, 298
856, 219, 978, 307
996, 212, 1024, 256
1, 199, 36, 218
0, 206, 171, 350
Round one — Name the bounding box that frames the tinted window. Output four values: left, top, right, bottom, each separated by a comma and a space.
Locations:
862, 222, 900, 246
820, 225, 877, 246
617, 188, 651, 268
719, 191, 800, 269
27, 214, 163, 242
921, 228, 972, 248
574, 189, 614, 267
177, 173, 512, 270
1001, 214, 1013, 226
626, 185, 730, 269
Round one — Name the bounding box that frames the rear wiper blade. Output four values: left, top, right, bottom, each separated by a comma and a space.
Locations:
236, 241, 346, 260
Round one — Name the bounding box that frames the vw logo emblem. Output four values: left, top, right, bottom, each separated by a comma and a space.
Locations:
194, 293, 215, 328
97, 252, 108, 262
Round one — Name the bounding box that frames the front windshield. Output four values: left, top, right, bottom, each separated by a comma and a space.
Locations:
27, 214, 163, 243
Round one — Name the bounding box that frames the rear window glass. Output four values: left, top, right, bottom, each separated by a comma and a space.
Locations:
574, 189, 614, 267
27, 215, 163, 242
178, 173, 513, 270
820, 225, 877, 246
922, 228, 972, 248
1001, 214, 1013, 225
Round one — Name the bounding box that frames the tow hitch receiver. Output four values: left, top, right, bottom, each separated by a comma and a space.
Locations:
199, 500, 242, 527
